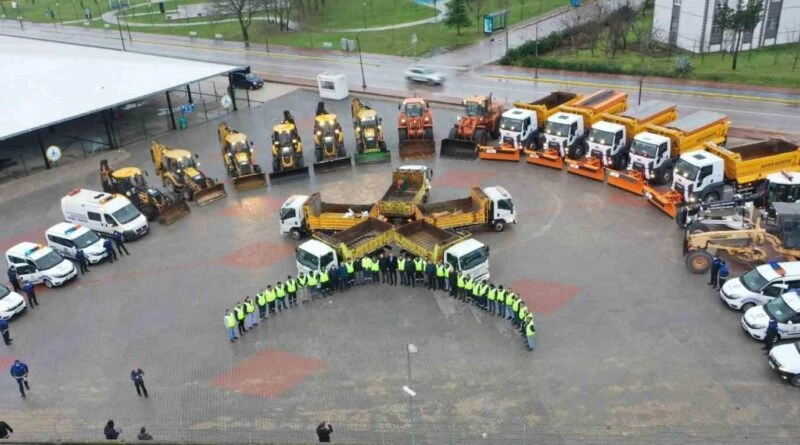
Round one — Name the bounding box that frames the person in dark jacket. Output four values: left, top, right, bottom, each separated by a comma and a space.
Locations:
336, 265, 348, 291
406, 255, 415, 288
75, 249, 90, 274
0, 318, 11, 345
425, 261, 437, 290
22, 281, 38, 308
378, 252, 388, 284
9, 360, 30, 398
716, 261, 730, 290
316, 421, 333, 443
708, 255, 721, 286
137, 427, 153, 440
112, 231, 130, 256
764, 318, 780, 352
104, 420, 120, 440
131, 368, 148, 397
0, 420, 13, 439
386, 253, 397, 285
103, 238, 117, 263
6, 267, 21, 292
329, 265, 339, 294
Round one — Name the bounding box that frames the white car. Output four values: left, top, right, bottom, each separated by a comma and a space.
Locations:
741, 291, 800, 342
0, 283, 26, 320
404, 67, 444, 85
768, 342, 800, 387
720, 261, 800, 311
6, 242, 78, 288
45, 223, 109, 264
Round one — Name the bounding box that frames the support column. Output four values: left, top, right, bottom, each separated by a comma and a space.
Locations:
165, 91, 177, 130
227, 74, 238, 111
36, 131, 51, 170
186, 85, 193, 104
102, 109, 118, 150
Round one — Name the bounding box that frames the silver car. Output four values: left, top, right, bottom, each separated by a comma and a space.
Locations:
404, 67, 444, 85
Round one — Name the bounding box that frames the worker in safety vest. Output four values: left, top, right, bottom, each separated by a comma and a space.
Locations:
446, 265, 456, 296
319, 268, 330, 298
345, 261, 356, 288
275, 281, 287, 312
479, 281, 489, 310
413, 257, 425, 285
306, 271, 319, 302
243, 297, 257, 329
234, 302, 247, 336
510, 294, 521, 323
487, 284, 497, 315
360, 256, 372, 284
286, 275, 298, 308
297, 273, 307, 302
224, 309, 237, 342
518, 304, 529, 331
456, 273, 466, 300
266, 285, 278, 314
397, 255, 407, 286
525, 315, 536, 351
464, 275, 474, 304
436, 263, 446, 291
256, 289, 268, 318
496, 285, 506, 318
370, 257, 380, 284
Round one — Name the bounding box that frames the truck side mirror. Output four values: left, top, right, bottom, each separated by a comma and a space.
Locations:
250, 141, 254, 146
194, 153, 199, 159
398, 103, 401, 110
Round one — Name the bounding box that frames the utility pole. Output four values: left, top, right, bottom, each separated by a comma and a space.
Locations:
356, 34, 367, 90
505, 0, 509, 54
117, 17, 126, 51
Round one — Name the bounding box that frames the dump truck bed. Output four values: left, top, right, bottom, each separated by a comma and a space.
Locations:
513, 91, 580, 128
602, 101, 678, 141
704, 139, 800, 184
377, 170, 427, 217
394, 220, 469, 262
646, 111, 729, 156
660, 111, 728, 135
416, 186, 490, 230
315, 218, 394, 262
304, 193, 377, 232
559, 90, 628, 126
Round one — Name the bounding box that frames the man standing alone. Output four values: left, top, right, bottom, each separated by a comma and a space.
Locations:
130, 368, 148, 398
9, 360, 30, 399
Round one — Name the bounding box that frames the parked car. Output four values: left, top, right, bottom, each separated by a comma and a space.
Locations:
404, 67, 444, 85
0, 282, 26, 320
231, 70, 264, 90
768, 342, 800, 387
741, 291, 800, 342
720, 261, 800, 311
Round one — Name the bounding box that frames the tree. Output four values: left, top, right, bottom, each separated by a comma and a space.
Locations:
213, 0, 263, 47
517, 0, 526, 21
713, 0, 764, 70
445, 0, 471, 36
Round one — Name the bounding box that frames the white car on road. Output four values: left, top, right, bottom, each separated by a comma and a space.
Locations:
404, 67, 444, 85
741, 291, 800, 342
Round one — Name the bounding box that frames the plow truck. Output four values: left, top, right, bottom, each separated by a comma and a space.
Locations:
607, 111, 729, 196
398, 97, 436, 160
313, 101, 352, 172
270, 111, 309, 180
351, 98, 390, 164
566, 101, 678, 182
440, 94, 503, 159
278, 192, 377, 241
150, 141, 227, 206
515, 91, 582, 155
530, 89, 628, 170
99, 160, 190, 225
218, 122, 267, 192
417, 185, 516, 232
377, 165, 432, 223
645, 139, 800, 218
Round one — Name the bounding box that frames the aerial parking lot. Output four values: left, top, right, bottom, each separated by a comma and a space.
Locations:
2, 88, 800, 444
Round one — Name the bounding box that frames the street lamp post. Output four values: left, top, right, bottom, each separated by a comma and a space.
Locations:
117, 15, 127, 51
362, 2, 367, 31
407, 343, 417, 384
356, 33, 367, 90
403, 385, 417, 445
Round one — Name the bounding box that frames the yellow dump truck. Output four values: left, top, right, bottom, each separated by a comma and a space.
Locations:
416, 185, 516, 232
515, 91, 582, 153
313, 218, 396, 263
395, 221, 490, 280
278, 192, 377, 240
376, 166, 432, 222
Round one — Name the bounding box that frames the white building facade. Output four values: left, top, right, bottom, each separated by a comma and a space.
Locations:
652, 0, 800, 53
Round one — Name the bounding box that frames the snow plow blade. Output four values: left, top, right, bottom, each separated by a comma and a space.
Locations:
526, 149, 563, 170
158, 200, 191, 225
232, 172, 267, 192
399, 140, 436, 160
643, 186, 682, 219
313, 156, 353, 174
478, 145, 520, 162
355, 151, 391, 164
566, 158, 605, 181
268, 166, 310, 182
193, 183, 227, 207
440, 139, 478, 159
606, 169, 645, 196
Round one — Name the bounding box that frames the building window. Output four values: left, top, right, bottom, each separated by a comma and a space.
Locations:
764, 0, 782, 39
742, 30, 752, 44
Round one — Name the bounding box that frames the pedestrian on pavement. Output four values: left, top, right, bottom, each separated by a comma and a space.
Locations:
286, 275, 298, 307
306, 272, 319, 302
103, 238, 117, 263
75, 249, 90, 274
6, 267, 21, 293
379, 252, 388, 284
316, 421, 333, 443
328, 266, 339, 294
387, 252, 398, 285
413, 256, 425, 286
265, 285, 276, 314
244, 297, 257, 328
224, 309, 237, 342
436, 262, 446, 291
131, 368, 148, 398
355, 256, 365, 285
405, 255, 416, 287
9, 359, 29, 399
708, 254, 721, 286
112, 231, 130, 256
487, 283, 497, 315
234, 302, 246, 336
22, 281, 38, 308
256, 290, 267, 319
764, 318, 779, 352
497, 285, 507, 318
275, 282, 287, 312
525, 315, 536, 351
344, 260, 356, 288
370, 256, 380, 284
337, 263, 348, 291
448, 265, 457, 297
104, 420, 120, 440
297, 273, 308, 302
0, 420, 13, 439
320, 268, 332, 296
425, 261, 437, 290
137, 427, 153, 440
716, 261, 730, 290
0, 318, 11, 345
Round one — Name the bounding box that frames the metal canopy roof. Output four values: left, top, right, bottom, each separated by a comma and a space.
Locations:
0, 36, 240, 141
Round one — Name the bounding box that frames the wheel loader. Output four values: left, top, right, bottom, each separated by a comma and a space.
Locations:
397, 97, 435, 160
313, 101, 352, 172
218, 122, 267, 192
440, 94, 503, 159
270, 110, 310, 181
149, 141, 227, 206
351, 98, 390, 164
99, 160, 191, 225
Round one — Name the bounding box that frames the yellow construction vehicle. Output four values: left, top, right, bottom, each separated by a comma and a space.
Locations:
149, 141, 227, 206
351, 98, 390, 164
99, 160, 191, 225
270, 110, 310, 180
313, 101, 352, 172
218, 122, 267, 192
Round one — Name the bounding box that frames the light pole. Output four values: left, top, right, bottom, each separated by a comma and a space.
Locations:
406, 343, 417, 384
117, 15, 127, 51
356, 33, 367, 90
362, 2, 367, 31
403, 385, 417, 445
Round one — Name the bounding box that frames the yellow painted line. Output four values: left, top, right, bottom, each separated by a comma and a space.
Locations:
484, 73, 800, 106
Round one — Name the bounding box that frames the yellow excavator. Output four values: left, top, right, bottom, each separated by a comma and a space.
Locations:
99, 160, 191, 225
270, 110, 309, 180
150, 141, 227, 206
351, 98, 389, 164
313, 101, 352, 172
218, 122, 267, 192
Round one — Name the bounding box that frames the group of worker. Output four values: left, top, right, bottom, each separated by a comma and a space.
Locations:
222, 250, 537, 351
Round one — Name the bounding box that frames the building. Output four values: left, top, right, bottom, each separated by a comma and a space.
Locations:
653, 0, 800, 53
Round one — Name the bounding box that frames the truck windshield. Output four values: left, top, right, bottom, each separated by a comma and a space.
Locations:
73, 230, 101, 249
497, 198, 514, 212
34, 250, 64, 270
177, 158, 196, 169
740, 268, 769, 292
296, 248, 320, 270
279, 207, 295, 221
674, 159, 700, 181
630, 140, 659, 158
465, 102, 484, 117
277, 132, 292, 145
405, 104, 422, 117
499, 117, 523, 132
231, 141, 248, 153
459, 247, 488, 271
764, 296, 798, 323
112, 204, 141, 225
544, 121, 569, 137
359, 117, 377, 128
588, 129, 614, 145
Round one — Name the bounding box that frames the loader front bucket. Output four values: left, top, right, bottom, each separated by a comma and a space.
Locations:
233, 172, 267, 192
158, 200, 191, 225
478, 145, 520, 162
399, 140, 436, 160
440, 139, 478, 159
268, 166, 310, 182
193, 182, 227, 206
526, 149, 563, 170
644, 186, 682, 219
355, 150, 391, 164
607, 169, 645, 196
566, 158, 605, 181
313, 156, 353, 174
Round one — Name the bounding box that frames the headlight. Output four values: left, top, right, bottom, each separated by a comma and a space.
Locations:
316, 131, 321, 136
401, 119, 406, 124
778, 365, 788, 372
356, 127, 361, 132
282, 147, 292, 154
176, 169, 182, 173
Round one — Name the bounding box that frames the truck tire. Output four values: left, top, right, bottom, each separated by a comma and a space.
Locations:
703, 192, 720, 203
315, 149, 323, 163
492, 220, 506, 232
685, 250, 713, 274
613, 152, 629, 170
290, 228, 303, 241
448, 128, 457, 139
474, 130, 489, 146
660, 167, 673, 185
791, 375, 800, 388
423, 127, 433, 140
398, 129, 408, 142
272, 159, 280, 172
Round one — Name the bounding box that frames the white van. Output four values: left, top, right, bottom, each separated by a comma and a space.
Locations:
61, 188, 149, 240
742, 291, 800, 342
720, 261, 800, 311
5, 242, 77, 288
45, 223, 109, 264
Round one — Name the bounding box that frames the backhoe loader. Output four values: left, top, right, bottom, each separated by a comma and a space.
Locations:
218, 122, 267, 192
440, 94, 503, 159
99, 159, 190, 225
313, 101, 352, 172
351, 98, 389, 164
149, 141, 227, 206
397, 97, 435, 160
270, 110, 310, 180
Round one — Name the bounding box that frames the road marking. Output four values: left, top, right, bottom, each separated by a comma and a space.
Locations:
483, 73, 800, 106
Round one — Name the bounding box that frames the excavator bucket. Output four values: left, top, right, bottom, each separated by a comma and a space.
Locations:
399, 140, 436, 160
355, 151, 391, 164
158, 200, 191, 225
313, 156, 353, 174
440, 139, 478, 159
232, 172, 267, 192
607, 169, 645, 196
268, 166, 310, 181
644, 186, 683, 219
193, 183, 227, 206
478, 144, 520, 162
566, 158, 605, 181
526, 149, 563, 170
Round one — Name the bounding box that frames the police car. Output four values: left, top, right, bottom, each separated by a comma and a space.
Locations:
45, 223, 109, 264
0, 282, 26, 320
5, 242, 77, 288
768, 342, 800, 387
741, 290, 800, 342
720, 261, 800, 311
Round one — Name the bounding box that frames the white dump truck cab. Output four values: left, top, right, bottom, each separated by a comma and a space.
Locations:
544, 112, 584, 158
499, 108, 537, 150
672, 150, 725, 203
397, 164, 433, 192
295, 239, 338, 275
279, 194, 309, 240
444, 239, 490, 282
628, 132, 672, 183
484, 186, 516, 231
588, 121, 627, 167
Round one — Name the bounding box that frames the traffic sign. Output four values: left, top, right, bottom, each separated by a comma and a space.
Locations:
180, 103, 195, 114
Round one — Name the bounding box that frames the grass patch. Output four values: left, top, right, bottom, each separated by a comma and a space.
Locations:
0, 0, 205, 23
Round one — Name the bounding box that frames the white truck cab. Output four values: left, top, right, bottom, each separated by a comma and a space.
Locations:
721, 261, 800, 311
61, 189, 149, 241
397, 164, 433, 192
295, 239, 338, 275
484, 186, 516, 231
587, 120, 627, 168
5, 242, 77, 288
672, 150, 725, 203
768, 342, 800, 387
0, 282, 26, 320
742, 291, 800, 341
628, 132, 672, 183
544, 112, 583, 158
45, 223, 109, 264
279, 195, 310, 239
499, 108, 537, 150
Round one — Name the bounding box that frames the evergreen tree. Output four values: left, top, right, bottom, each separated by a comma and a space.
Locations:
445, 0, 472, 36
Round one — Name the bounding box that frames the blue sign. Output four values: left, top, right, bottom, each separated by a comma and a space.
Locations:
180, 103, 195, 114
570, 0, 581, 6
484, 16, 494, 35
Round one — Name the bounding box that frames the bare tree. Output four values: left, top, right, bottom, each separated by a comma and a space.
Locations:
585, 1, 606, 57
213, 0, 264, 47
557, 7, 584, 54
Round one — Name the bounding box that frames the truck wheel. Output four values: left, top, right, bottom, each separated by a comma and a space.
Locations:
685, 250, 713, 274
272, 159, 280, 172
448, 128, 457, 139
492, 220, 506, 232
613, 153, 629, 170
703, 192, 720, 203
791, 375, 800, 388
474, 130, 488, 146
423, 127, 433, 140
741, 302, 756, 312
686, 222, 710, 235
254, 164, 262, 174
315, 149, 323, 162
398, 129, 408, 142
660, 168, 673, 185
290, 228, 303, 241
